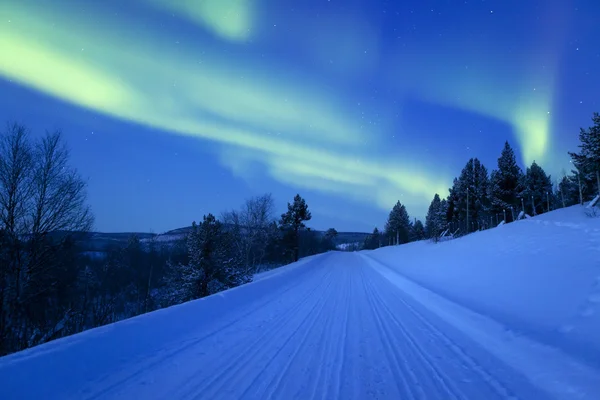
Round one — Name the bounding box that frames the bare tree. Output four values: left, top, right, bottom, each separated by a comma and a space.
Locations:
0, 122, 94, 355
222, 193, 276, 275
0, 123, 34, 353
30, 131, 93, 235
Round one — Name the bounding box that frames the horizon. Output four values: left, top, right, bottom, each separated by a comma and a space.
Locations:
1, 0, 598, 233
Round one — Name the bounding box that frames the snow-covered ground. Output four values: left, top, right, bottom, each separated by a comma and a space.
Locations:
365, 205, 600, 368
1, 206, 599, 399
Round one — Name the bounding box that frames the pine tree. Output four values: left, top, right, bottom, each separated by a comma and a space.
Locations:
489, 141, 524, 222
558, 173, 583, 207
450, 158, 490, 232
446, 179, 458, 223
521, 161, 553, 215
439, 199, 449, 230
568, 112, 600, 198
363, 227, 381, 250
171, 214, 249, 302
384, 201, 411, 245
425, 194, 443, 240
411, 219, 426, 241
280, 194, 312, 262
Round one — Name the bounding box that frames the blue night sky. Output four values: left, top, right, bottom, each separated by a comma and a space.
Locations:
1, 0, 599, 233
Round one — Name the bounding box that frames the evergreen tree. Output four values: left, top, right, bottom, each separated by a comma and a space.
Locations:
425, 194, 443, 240
446, 179, 458, 223
558, 173, 583, 207
520, 161, 553, 215
411, 219, 426, 241
280, 194, 312, 262
450, 158, 490, 232
363, 227, 381, 250
568, 112, 600, 199
384, 201, 411, 245
175, 214, 249, 301
489, 141, 524, 222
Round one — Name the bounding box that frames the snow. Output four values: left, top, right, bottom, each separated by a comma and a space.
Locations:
336, 242, 359, 250
361, 254, 600, 399
365, 205, 600, 368
252, 253, 324, 282
587, 195, 599, 209
1, 205, 599, 399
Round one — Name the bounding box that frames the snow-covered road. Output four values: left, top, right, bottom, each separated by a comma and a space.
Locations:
1, 251, 599, 399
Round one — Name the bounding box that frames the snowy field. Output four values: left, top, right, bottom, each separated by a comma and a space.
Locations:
1, 206, 599, 399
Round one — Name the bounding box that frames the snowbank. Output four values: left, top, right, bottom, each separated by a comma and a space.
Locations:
365, 205, 600, 367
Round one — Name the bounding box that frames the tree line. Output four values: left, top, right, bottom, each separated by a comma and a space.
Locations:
363, 112, 600, 247
0, 123, 336, 356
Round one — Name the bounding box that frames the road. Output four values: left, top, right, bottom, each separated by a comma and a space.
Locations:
0, 252, 592, 399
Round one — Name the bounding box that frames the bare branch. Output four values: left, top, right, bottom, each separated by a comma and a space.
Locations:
0, 122, 34, 236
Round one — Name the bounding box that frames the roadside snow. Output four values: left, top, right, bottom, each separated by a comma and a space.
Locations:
366, 205, 600, 367
362, 254, 600, 400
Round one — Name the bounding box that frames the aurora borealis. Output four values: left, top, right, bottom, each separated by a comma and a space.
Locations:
1, 0, 599, 233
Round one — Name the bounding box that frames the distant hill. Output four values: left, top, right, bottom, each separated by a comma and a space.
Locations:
77, 227, 370, 253
78, 232, 156, 252
334, 231, 370, 245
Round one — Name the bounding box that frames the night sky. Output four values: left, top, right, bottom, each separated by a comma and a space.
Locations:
1, 0, 599, 233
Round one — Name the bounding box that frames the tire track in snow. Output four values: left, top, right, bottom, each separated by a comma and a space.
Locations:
363, 268, 462, 400
178, 267, 337, 400
359, 264, 423, 399
327, 264, 351, 400
231, 259, 352, 400
361, 254, 551, 400
303, 262, 352, 400
299, 265, 344, 400
80, 255, 333, 399
242, 269, 339, 400
363, 266, 492, 400
88, 261, 334, 400
393, 294, 518, 399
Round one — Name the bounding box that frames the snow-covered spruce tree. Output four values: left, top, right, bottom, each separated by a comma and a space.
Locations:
173, 214, 249, 301
520, 161, 553, 215
489, 141, 524, 222
384, 201, 411, 245
568, 112, 600, 199
280, 194, 312, 262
